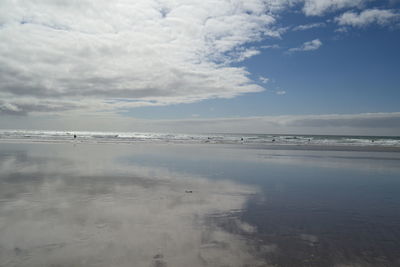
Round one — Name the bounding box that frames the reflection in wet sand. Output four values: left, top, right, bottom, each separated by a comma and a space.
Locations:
1, 142, 400, 266
0, 144, 265, 267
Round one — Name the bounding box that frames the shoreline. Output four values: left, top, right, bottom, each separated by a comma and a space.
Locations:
1, 138, 400, 153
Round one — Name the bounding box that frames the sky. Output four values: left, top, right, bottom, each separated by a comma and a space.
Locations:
0, 0, 400, 135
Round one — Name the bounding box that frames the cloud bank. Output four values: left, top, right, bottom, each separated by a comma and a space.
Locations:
0, 0, 285, 114
1, 112, 399, 136
0, 0, 399, 118
155, 112, 400, 133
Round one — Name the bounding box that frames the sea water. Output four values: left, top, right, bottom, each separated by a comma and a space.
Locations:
0, 129, 399, 147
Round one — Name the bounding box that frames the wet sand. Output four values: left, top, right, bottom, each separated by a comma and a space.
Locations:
0, 142, 400, 266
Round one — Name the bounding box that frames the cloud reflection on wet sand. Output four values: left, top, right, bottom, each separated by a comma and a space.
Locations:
0, 144, 266, 267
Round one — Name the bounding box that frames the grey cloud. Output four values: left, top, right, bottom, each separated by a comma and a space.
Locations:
1, 112, 400, 136
0, 102, 26, 116
142, 112, 400, 135
0, 100, 80, 116
287, 114, 400, 128
157, 113, 400, 130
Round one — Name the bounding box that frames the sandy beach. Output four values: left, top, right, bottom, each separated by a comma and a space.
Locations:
0, 141, 400, 266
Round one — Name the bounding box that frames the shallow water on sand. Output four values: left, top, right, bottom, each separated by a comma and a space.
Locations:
0, 142, 400, 266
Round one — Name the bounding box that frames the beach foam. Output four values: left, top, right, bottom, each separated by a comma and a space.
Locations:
0, 129, 399, 148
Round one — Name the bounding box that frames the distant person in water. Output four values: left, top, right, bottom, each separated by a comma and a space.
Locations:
74, 134, 76, 139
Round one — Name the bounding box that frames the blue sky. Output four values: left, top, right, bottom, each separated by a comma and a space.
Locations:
127, 3, 400, 120
0, 0, 400, 134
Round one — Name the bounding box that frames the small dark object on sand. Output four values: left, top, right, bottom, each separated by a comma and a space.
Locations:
14, 247, 22, 255
185, 190, 193, 193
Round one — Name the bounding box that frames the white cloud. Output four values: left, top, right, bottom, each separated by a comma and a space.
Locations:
275, 90, 286, 95
0, 0, 397, 121
259, 76, 270, 83
288, 39, 322, 52
302, 0, 366, 16
335, 9, 400, 27
335, 27, 349, 32
0, 0, 290, 115
232, 48, 261, 63
292, 22, 326, 31
260, 44, 281, 49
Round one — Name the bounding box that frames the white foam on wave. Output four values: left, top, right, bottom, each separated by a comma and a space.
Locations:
0, 129, 399, 147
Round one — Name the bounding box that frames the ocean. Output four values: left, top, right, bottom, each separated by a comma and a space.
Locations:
1, 129, 400, 148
